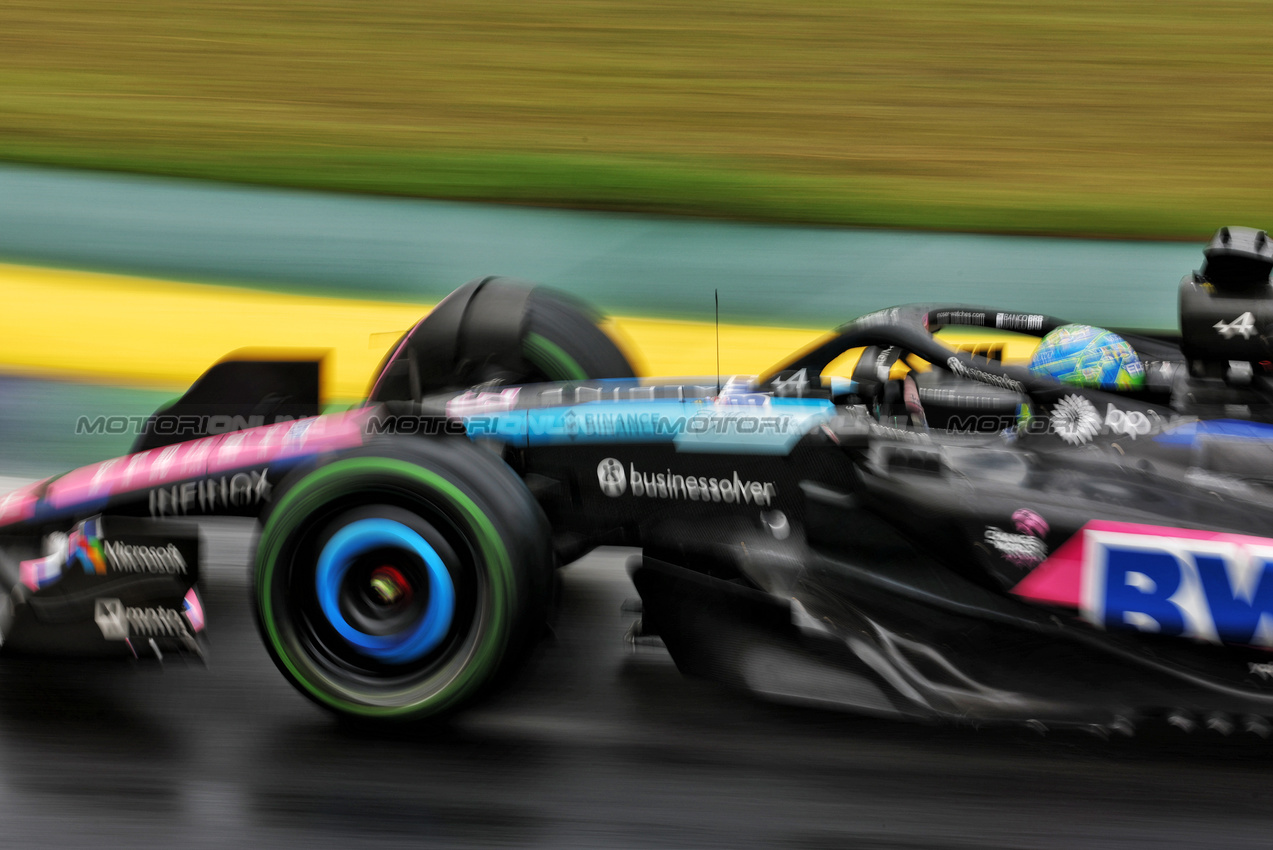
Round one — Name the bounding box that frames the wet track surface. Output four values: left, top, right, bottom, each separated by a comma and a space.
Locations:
0, 526, 1271, 849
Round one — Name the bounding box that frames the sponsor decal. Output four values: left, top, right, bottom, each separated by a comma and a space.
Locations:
20, 530, 69, 590
104, 540, 187, 574
716, 393, 771, 406
446, 388, 520, 417
596, 458, 626, 497
862, 420, 934, 444
149, 468, 270, 517
1249, 661, 1273, 680
984, 528, 1046, 566
127, 606, 190, 638
69, 517, 107, 575
855, 307, 902, 328
286, 418, 313, 441
95, 598, 128, 640
1049, 395, 1102, 445
22, 520, 195, 586
600, 462, 776, 506
1103, 404, 1153, 439
1013, 508, 1049, 539
1049, 396, 1166, 445
995, 313, 1045, 332
945, 357, 1025, 393
718, 375, 770, 403
1014, 521, 1273, 649
1215, 311, 1256, 340
984, 509, 1050, 567
46, 409, 369, 511
535, 383, 718, 405
94, 599, 190, 641
20, 551, 64, 591
933, 309, 986, 326
183, 588, 206, 633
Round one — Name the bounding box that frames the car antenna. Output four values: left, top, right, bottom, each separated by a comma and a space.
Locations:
715, 289, 721, 395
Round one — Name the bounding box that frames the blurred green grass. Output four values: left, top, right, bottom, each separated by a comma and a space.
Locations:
1, 0, 1270, 238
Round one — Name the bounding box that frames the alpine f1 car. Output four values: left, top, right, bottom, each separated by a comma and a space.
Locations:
3, 225, 1273, 736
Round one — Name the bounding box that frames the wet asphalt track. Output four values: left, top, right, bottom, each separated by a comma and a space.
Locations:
0, 523, 1271, 849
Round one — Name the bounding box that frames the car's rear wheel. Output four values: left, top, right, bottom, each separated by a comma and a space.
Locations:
368, 280, 637, 401
518, 287, 636, 383
253, 441, 551, 722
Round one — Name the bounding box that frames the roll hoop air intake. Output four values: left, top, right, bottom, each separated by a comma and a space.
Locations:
1179, 226, 1273, 374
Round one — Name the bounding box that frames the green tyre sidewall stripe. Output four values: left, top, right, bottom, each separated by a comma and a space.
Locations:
523, 332, 588, 382
256, 456, 515, 718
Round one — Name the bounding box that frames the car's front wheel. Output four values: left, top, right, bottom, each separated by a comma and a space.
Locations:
252, 440, 552, 722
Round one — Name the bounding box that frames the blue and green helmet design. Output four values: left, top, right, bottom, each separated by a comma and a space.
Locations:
1028, 324, 1145, 391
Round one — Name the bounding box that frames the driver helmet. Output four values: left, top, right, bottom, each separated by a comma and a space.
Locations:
1028, 324, 1145, 390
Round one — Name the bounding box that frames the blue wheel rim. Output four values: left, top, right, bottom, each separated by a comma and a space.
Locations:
315, 518, 455, 664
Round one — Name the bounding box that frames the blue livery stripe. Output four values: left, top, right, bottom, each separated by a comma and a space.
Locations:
463, 397, 834, 454
1155, 419, 1273, 446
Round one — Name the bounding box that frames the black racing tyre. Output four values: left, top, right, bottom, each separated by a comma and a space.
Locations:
519, 288, 636, 383
252, 439, 552, 722
368, 283, 637, 402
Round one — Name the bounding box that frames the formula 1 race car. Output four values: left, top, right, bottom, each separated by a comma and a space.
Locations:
4, 226, 1273, 736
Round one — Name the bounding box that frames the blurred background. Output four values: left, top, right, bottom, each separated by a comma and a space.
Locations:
4, 0, 1272, 235
1, 2, 1272, 848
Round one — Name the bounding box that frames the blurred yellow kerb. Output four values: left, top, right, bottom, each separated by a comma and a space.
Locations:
0, 263, 1041, 399
0, 263, 825, 398
0, 263, 430, 399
